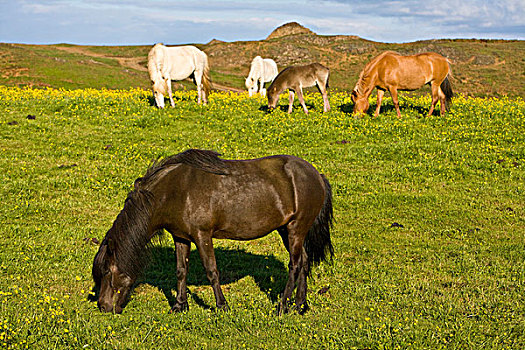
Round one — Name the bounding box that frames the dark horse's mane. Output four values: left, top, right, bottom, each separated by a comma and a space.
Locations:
134, 149, 230, 189
104, 149, 230, 279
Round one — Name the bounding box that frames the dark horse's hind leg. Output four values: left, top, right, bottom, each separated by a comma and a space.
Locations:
277, 224, 309, 315
293, 248, 310, 314
170, 239, 191, 313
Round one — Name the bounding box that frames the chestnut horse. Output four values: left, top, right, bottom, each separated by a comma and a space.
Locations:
267, 63, 330, 114
92, 149, 334, 315
352, 51, 453, 117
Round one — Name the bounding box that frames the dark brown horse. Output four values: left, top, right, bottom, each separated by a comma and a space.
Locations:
92, 149, 334, 315
352, 51, 453, 117
267, 63, 330, 114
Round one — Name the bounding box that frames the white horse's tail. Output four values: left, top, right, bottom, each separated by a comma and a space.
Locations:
202, 55, 212, 99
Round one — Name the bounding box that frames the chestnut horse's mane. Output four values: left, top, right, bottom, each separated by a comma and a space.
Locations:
353, 51, 399, 96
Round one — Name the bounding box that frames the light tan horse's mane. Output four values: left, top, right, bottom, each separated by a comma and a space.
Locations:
353, 51, 400, 96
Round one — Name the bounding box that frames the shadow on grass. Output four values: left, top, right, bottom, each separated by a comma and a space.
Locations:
339, 99, 439, 117
138, 246, 288, 310
259, 102, 315, 114
146, 92, 197, 108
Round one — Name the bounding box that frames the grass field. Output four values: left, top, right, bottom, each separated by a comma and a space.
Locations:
0, 86, 524, 349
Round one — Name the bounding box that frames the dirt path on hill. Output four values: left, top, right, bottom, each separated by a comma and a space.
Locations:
53, 45, 147, 72
52, 45, 243, 93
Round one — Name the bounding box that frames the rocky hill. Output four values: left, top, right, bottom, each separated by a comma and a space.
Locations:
1, 22, 523, 97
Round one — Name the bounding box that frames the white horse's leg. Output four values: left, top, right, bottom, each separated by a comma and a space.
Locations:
257, 78, 262, 96
260, 79, 266, 97
165, 78, 175, 107
194, 71, 203, 105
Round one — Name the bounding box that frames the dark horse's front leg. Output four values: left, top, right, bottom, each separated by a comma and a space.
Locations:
194, 233, 229, 311
170, 240, 191, 313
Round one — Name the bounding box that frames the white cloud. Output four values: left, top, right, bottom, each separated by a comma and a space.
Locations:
1, 0, 523, 44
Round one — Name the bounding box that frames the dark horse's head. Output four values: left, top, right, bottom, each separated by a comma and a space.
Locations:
92, 237, 133, 313
92, 189, 154, 313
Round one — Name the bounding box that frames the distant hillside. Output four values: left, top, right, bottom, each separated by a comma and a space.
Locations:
1, 22, 524, 97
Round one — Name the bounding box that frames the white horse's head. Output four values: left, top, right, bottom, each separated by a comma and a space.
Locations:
245, 77, 257, 97
151, 77, 168, 108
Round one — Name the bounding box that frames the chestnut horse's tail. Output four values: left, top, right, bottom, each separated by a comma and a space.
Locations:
304, 174, 334, 273
441, 75, 454, 111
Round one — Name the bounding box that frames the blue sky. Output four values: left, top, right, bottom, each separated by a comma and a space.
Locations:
1, 0, 523, 45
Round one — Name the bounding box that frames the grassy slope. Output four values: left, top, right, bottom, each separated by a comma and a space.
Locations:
1, 34, 524, 97
0, 88, 524, 349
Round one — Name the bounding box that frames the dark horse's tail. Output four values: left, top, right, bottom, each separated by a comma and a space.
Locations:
304, 174, 334, 273
440, 75, 454, 112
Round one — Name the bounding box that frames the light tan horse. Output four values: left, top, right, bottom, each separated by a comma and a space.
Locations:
267, 63, 330, 114
147, 43, 211, 108
352, 51, 453, 117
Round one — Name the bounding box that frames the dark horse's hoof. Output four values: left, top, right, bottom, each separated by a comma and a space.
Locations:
295, 301, 309, 315
216, 303, 230, 312
276, 303, 289, 316
170, 302, 189, 313
276, 301, 309, 316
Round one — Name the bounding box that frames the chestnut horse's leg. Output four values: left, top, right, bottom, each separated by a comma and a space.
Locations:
288, 90, 295, 113
194, 234, 229, 311
428, 82, 440, 116
389, 87, 402, 118
374, 89, 385, 117
439, 88, 447, 116
296, 88, 309, 114
171, 240, 191, 313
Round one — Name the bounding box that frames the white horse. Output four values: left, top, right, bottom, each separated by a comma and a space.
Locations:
245, 56, 278, 97
147, 43, 211, 108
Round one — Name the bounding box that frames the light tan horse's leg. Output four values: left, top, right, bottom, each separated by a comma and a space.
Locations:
166, 78, 175, 107
389, 88, 402, 118
296, 88, 309, 114
427, 83, 440, 116
288, 90, 295, 113
317, 81, 330, 112
374, 89, 384, 117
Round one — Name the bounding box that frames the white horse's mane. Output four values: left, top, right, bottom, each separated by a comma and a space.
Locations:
147, 43, 211, 107
245, 56, 278, 96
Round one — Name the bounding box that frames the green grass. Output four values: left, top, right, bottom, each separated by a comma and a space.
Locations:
0, 44, 150, 90
0, 86, 524, 349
